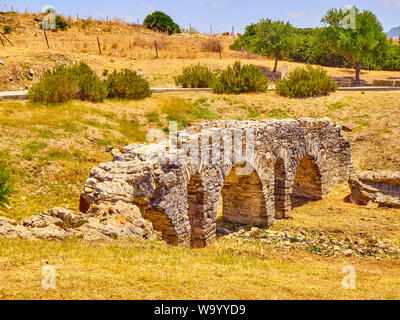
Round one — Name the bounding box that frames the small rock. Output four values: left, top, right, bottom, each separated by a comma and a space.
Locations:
217, 227, 232, 235
344, 249, 353, 257
333, 245, 340, 251
249, 227, 262, 237
342, 123, 359, 132
0, 59, 4, 65
111, 149, 120, 157
345, 237, 353, 244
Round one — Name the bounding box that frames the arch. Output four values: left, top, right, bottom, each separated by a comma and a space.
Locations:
142, 207, 179, 245
274, 158, 287, 219
290, 155, 323, 209
187, 173, 207, 248
220, 163, 269, 226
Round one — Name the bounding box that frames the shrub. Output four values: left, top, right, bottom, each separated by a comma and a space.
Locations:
55, 15, 69, 31
29, 63, 107, 104
105, 69, 152, 99
275, 65, 337, 98
3, 25, 13, 34
174, 64, 216, 88
0, 162, 12, 207
73, 63, 108, 102
212, 61, 268, 94
143, 11, 180, 35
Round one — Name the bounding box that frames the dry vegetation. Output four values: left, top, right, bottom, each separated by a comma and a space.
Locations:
0, 11, 400, 300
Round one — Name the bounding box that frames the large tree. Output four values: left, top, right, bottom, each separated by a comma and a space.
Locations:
320, 7, 388, 84
143, 11, 180, 35
254, 19, 296, 73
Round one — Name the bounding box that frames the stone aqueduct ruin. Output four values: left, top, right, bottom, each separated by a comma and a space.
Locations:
80, 118, 355, 247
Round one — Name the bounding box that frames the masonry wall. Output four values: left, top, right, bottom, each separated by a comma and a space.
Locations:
80, 118, 355, 247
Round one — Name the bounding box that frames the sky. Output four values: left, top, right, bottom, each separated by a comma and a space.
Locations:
2, 0, 400, 33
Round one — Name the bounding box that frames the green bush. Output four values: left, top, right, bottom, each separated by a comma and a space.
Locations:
55, 15, 69, 31
143, 11, 180, 35
29, 63, 107, 104
275, 65, 337, 98
0, 162, 12, 207
174, 64, 216, 88
105, 69, 152, 99
3, 25, 13, 34
212, 61, 268, 94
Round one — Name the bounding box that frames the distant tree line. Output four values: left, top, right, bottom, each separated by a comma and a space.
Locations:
230, 7, 400, 83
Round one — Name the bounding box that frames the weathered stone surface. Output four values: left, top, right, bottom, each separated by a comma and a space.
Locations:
80, 118, 354, 247
0, 202, 157, 241
349, 171, 400, 208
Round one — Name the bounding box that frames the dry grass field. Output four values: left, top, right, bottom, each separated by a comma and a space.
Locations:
0, 12, 400, 300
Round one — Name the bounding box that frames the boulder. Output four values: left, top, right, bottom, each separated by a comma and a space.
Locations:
349, 171, 400, 208
0, 201, 158, 242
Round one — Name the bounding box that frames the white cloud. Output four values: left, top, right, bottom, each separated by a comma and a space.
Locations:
285, 11, 307, 19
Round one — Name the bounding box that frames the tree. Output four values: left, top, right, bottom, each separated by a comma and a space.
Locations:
320, 7, 388, 84
143, 11, 180, 35
254, 19, 296, 73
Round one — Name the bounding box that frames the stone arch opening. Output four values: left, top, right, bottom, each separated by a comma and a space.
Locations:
142, 207, 179, 245
274, 158, 287, 219
290, 155, 323, 209
187, 173, 207, 248
220, 164, 269, 226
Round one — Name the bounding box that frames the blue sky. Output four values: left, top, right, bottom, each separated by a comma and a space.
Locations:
2, 0, 400, 32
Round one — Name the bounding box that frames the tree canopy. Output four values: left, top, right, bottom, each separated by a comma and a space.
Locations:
320, 7, 389, 83
143, 11, 180, 35
254, 19, 296, 73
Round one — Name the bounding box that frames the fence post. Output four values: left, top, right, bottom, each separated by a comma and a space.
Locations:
154, 40, 159, 58
0, 35, 4, 47
218, 42, 222, 59
0, 31, 14, 46
43, 29, 50, 49
97, 36, 102, 55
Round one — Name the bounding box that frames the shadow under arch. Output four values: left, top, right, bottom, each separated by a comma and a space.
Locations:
290, 155, 323, 209
219, 163, 269, 227
274, 158, 287, 219
142, 206, 180, 245
187, 172, 207, 248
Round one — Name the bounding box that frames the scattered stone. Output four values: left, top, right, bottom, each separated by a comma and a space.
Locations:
217, 227, 232, 235
342, 123, 359, 132
0, 201, 158, 242
345, 237, 353, 244
249, 227, 263, 237
0, 59, 4, 65
344, 249, 353, 257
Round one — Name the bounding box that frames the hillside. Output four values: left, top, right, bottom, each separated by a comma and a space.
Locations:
387, 26, 400, 38
1, 11, 400, 92
0, 11, 400, 300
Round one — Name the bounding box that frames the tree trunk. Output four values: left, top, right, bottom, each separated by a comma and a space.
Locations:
354, 62, 361, 85
273, 52, 279, 73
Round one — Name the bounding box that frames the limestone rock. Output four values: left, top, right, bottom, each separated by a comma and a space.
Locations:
349, 171, 400, 208
0, 202, 157, 242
